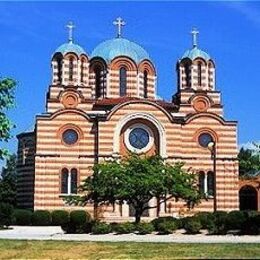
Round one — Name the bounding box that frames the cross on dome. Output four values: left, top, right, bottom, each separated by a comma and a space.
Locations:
191, 27, 199, 48
113, 17, 126, 38
66, 21, 75, 43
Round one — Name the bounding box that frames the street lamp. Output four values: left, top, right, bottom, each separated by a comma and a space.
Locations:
208, 141, 217, 212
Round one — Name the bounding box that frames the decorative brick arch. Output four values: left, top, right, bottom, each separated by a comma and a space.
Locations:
113, 112, 167, 158
110, 56, 138, 71
138, 59, 156, 76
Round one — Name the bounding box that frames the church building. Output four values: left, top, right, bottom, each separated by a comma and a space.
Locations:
16, 19, 239, 220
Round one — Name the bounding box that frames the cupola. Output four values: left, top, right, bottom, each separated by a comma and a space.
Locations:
177, 28, 215, 91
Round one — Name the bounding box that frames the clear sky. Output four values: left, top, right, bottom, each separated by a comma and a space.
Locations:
1, 1, 260, 157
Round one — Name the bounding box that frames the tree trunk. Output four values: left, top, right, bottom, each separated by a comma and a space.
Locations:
134, 207, 143, 224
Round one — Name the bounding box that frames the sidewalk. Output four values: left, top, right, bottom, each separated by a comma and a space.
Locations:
0, 226, 260, 243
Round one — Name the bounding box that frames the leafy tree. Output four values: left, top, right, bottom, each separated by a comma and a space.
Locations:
66, 154, 200, 223
0, 154, 17, 206
238, 147, 260, 176
0, 78, 16, 160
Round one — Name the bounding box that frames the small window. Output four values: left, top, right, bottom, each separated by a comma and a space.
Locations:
198, 171, 215, 197
80, 58, 85, 83
198, 171, 205, 194
184, 63, 190, 87
71, 168, 78, 194
61, 168, 69, 194
207, 171, 214, 197
62, 129, 79, 145
198, 133, 214, 148
94, 67, 102, 98
119, 67, 127, 96
143, 70, 148, 98
69, 58, 74, 81
57, 57, 63, 83
198, 62, 202, 86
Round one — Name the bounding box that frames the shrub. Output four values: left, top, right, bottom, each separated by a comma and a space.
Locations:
0, 203, 14, 227
194, 212, 214, 229
241, 213, 260, 235
13, 209, 32, 225
225, 211, 247, 230
114, 222, 136, 234
92, 222, 112, 234
62, 210, 92, 234
157, 220, 177, 234
137, 222, 154, 234
51, 210, 69, 226
184, 217, 202, 234
151, 217, 176, 231
32, 210, 51, 226
208, 211, 228, 235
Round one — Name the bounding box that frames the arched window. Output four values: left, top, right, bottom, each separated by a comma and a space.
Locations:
119, 67, 127, 96
198, 171, 205, 194
184, 63, 190, 87
61, 168, 69, 194
143, 70, 148, 98
61, 168, 78, 194
94, 67, 102, 98
69, 58, 74, 81
57, 56, 63, 83
80, 58, 85, 83
198, 62, 202, 87
71, 168, 78, 194
207, 171, 214, 197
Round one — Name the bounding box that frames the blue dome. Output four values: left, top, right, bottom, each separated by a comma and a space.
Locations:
181, 47, 210, 61
91, 38, 150, 63
55, 42, 86, 56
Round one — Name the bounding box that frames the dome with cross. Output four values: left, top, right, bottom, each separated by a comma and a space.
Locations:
181, 28, 211, 61
91, 17, 150, 63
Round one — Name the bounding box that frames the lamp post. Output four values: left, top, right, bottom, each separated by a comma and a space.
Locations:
208, 141, 217, 212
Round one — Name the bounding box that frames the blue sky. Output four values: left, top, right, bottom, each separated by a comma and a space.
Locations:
1, 1, 260, 157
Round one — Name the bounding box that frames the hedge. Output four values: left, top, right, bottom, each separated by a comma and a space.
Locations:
51, 210, 69, 226
31, 210, 51, 226
13, 209, 32, 225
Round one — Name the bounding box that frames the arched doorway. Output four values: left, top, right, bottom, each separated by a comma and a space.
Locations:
239, 185, 258, 211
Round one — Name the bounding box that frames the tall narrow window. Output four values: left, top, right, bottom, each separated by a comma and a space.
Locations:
119, 67, 127, 96
207, 171, 214, 197
80, 58, 85, 83
198, 171, 205, 194
94, 67, 101, 98
184, 63, 190, 87
71, 168, 78, 194
69, 58, 74, 81
57, 57, 62, 83
61, 168, 69, 194
198, 62, 202, 87
143, 70, 148, 98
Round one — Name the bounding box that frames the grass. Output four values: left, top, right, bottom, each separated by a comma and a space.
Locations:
0, 240, 259, 259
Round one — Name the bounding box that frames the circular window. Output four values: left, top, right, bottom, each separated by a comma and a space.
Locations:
129, 128, 149, 149
62, 129, 79, 145
125, 124, 154, 153
198, 133, 214, 148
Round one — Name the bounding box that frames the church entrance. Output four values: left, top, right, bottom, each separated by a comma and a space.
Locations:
239, 185, 258, 211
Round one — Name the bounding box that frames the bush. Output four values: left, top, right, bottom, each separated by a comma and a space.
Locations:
62, 210, 92, 234
137, 222, 154, 234
114, 222, 136, 234
208, 211, 228, 235
0, 203, 14, 227
13, 209, 32, 225
151, 217, 176, 231
241, 213, 260, 235
184, 217, 202, 234
51, 210, 69, 226
31, 210, 51, 226
225, 211, 247, 230
157, 220, 177, 234
92, 222, 112, 234
194, 212, 214, 229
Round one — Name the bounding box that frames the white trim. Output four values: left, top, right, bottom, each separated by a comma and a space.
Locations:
124, 123, 154, 154
113, 112, 167, 158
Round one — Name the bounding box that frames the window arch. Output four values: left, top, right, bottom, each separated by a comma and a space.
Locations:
143, 70, 148, 98
94, 66, 102, 98
61, 168, 78, 194
119, 67, 127, 96
198, 62, 202, 87
69, 58, 74, 81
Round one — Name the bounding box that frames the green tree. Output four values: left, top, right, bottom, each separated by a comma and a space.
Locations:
238, 147, 260, 176
0, 78, 16, 160
0, 154, 17, 206
66, 154, 200, 223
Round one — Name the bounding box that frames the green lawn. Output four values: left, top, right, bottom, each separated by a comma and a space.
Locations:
0, 240, 259, 259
